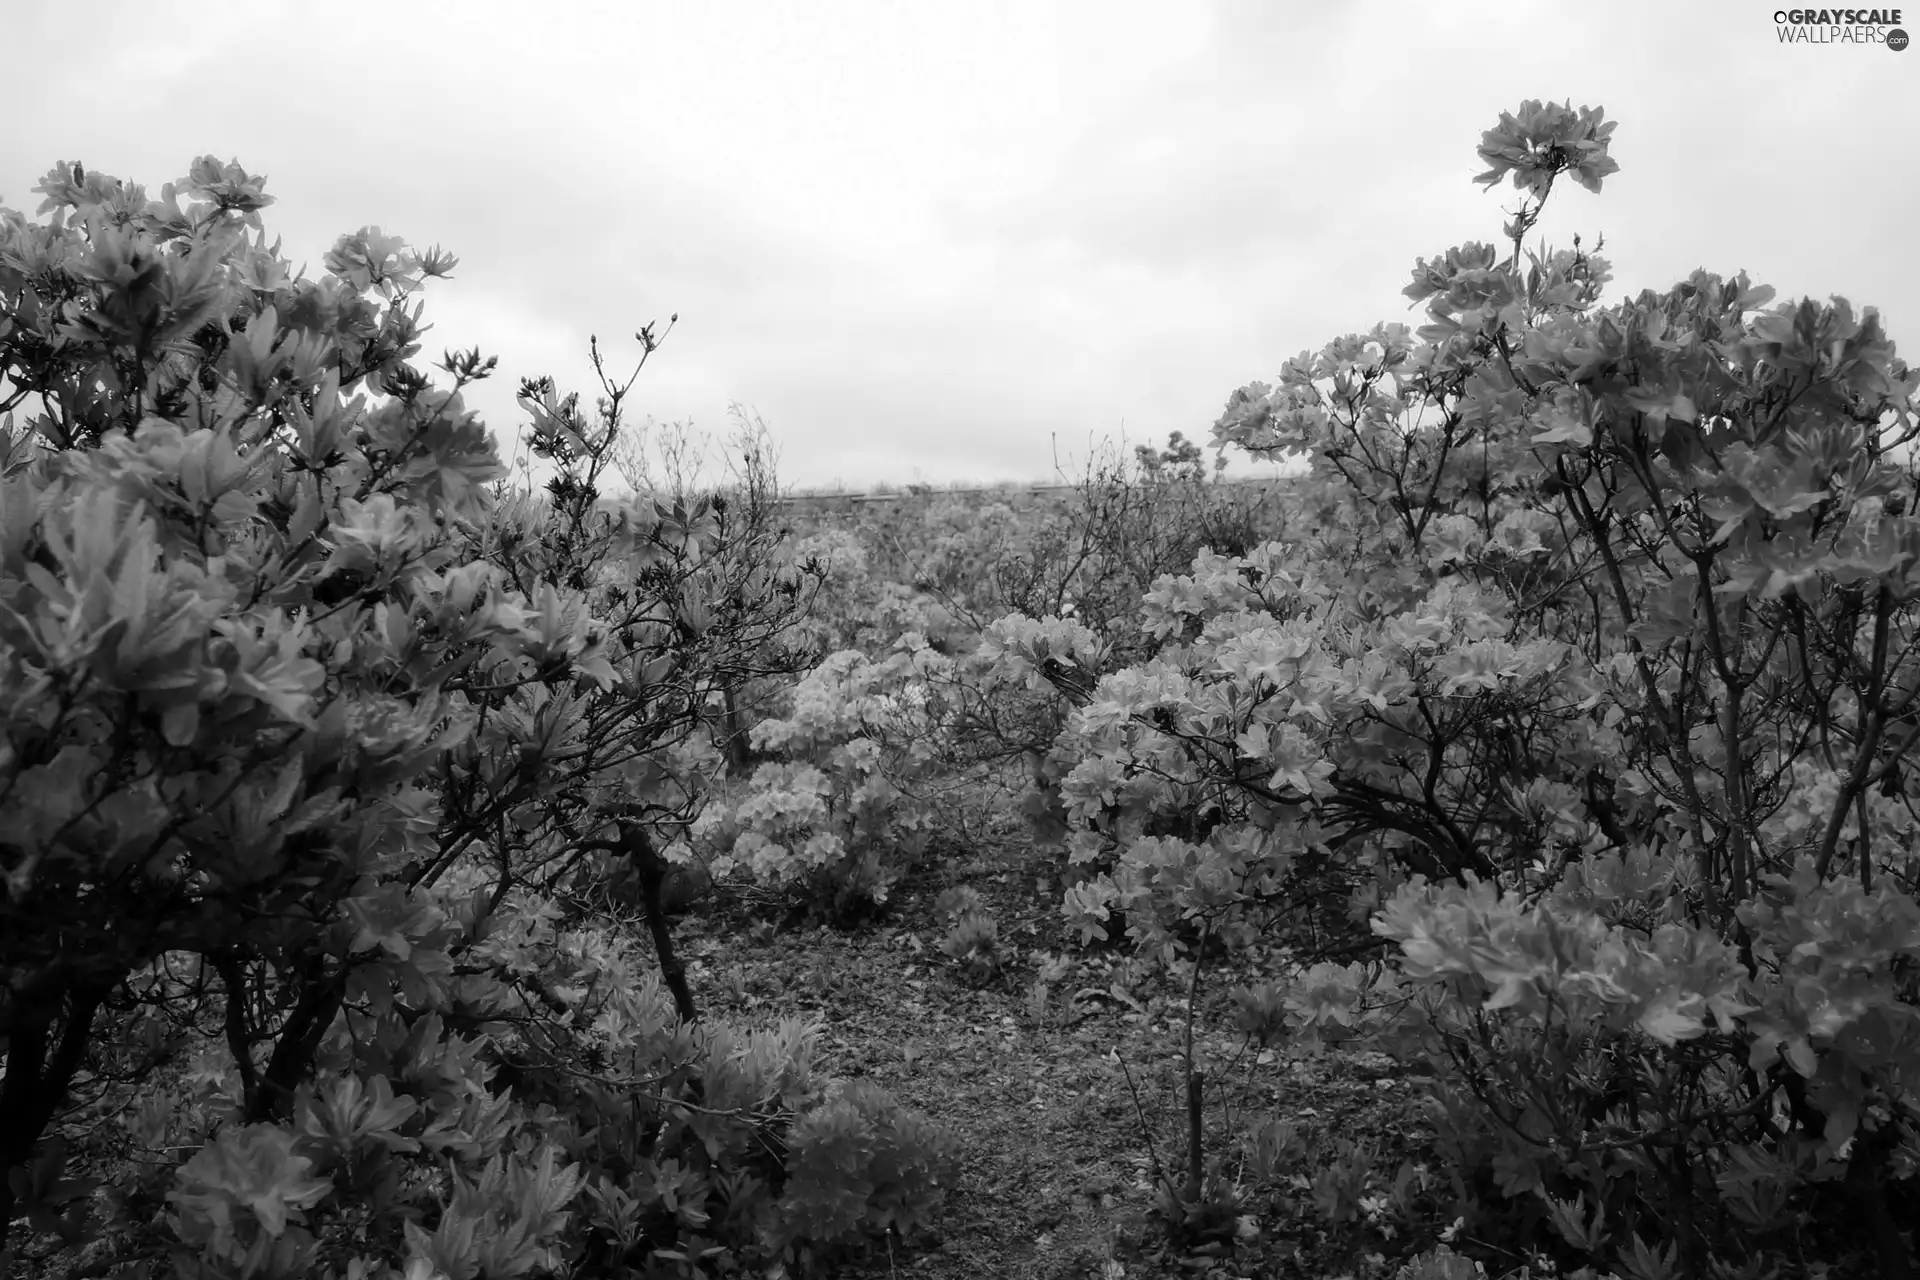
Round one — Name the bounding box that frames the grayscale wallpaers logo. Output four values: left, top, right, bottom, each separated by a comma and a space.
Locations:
1773, 7, 1909, 46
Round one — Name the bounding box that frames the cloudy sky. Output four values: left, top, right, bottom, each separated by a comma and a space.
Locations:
5, 1, 1915, 490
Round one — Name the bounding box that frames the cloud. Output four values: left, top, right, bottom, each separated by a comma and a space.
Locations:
3, 0, 1915, 489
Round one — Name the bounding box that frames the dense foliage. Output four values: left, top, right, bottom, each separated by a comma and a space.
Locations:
0, 159, 953, 1280
995, 99, 1920, 1277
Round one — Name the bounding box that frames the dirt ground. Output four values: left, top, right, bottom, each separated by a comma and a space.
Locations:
671, 834, 1450, 1280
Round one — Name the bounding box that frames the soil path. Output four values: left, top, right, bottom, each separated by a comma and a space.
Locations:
672, 853, 1439, 1280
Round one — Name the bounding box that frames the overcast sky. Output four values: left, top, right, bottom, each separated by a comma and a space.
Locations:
5, 0, 1915, 490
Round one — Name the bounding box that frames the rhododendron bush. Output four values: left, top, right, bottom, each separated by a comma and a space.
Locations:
999, 101, 1920, 1274
684, 641, 953, 914
0, 159, 954, 1278
775, 454, 1295, 861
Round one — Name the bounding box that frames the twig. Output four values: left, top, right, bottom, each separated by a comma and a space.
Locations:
1116, 1054, 1169, 1191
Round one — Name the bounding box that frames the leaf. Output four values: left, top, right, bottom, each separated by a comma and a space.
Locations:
168, 1125, 332, 1247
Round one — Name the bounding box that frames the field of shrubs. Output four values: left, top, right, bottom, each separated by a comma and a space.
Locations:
2, 101, 1917, 1280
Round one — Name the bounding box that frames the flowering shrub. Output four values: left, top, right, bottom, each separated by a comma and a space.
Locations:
683, 640, 954, 915
784, 455, 1295, 864
0, 158, 951, 1278
788, 526, 966, 658
778, 1080, 961, 1253
1003, 100, 1920, 1274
